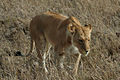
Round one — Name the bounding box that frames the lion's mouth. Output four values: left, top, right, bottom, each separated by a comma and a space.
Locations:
79, 49, 90, 56
85, 51, 89, 56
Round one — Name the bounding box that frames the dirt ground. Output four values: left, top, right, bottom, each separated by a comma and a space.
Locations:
0, 0, 120, 80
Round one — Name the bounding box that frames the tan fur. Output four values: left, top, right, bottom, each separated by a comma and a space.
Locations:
29, 11, 92, 74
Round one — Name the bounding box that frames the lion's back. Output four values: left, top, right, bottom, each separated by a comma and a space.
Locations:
29, 11, 67, 39
38, 11, 67, 31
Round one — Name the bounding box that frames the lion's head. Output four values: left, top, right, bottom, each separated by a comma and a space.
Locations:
66, 16, 92, 56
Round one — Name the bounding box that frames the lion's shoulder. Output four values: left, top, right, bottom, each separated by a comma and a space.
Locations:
69, 16, 81, 26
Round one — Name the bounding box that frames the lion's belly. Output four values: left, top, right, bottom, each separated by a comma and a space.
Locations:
44, 29, 60, 46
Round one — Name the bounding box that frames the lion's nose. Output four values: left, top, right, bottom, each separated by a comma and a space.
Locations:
86, 51, 88, 53
85, 50, 89, 56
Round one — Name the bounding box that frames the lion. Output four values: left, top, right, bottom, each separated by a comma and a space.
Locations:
28, 11, 92, 75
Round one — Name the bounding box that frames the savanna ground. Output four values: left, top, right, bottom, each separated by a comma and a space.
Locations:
0, 0, 120, 80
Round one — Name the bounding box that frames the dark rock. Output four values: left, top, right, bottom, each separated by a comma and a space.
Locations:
14, 51, 23, 56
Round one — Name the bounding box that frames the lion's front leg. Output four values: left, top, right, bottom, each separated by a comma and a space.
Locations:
72, 53, 81, 76
59, 52, 65, 69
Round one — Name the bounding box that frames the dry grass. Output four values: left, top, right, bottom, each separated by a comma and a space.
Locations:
0, 0, 120, 80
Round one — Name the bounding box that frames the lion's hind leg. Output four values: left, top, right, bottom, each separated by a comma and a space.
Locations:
35, 38, 43, 61
26, 38, 35, 57
43, 42, 52, 73
29, 39, 35, 53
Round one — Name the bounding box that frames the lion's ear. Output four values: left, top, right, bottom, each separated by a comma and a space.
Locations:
67, 23, 76, 34
85, 24, 92, 30
88, 24, 92, 30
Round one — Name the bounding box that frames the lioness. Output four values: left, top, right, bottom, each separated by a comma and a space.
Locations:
29, 11, 92, 75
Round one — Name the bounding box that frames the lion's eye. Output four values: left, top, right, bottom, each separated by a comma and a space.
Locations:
78, 39, 83, 42
88, 39, 90, 41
